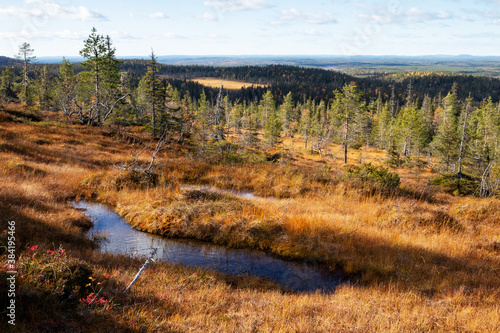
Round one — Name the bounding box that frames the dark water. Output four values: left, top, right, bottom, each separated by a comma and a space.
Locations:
73, 200, 344, 292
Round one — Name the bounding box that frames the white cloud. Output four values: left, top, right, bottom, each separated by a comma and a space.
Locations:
360, 6, 452, 24
0, 0, 108, 22
0, 29, 87, 40
163, 32, 185, 39
150, 12, 167, 19
468, 9, 500, 24
110, 31, 140, 40
273, 8, 336, 25
197, 12, 218, 21
453, 32, 500, 39
203, 0, 270, 12
301, 29, 332, 36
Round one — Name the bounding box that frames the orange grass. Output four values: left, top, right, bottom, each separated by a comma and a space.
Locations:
1, 104, 499, 332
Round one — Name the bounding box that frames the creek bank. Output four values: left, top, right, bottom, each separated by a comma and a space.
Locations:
74, 200, 346, 292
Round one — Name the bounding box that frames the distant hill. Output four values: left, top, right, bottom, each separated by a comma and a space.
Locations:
36, 56, 84, 64
0, 56, 20, 66
31, 55, 500, 77
150, 55, 500, 77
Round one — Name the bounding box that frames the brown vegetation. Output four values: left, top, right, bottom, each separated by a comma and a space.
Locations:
1, 105, 499, 332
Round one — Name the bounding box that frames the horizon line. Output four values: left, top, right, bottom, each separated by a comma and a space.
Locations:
3, 54, 500, 59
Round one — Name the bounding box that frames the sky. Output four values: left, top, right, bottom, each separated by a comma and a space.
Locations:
1, 0, 500, 57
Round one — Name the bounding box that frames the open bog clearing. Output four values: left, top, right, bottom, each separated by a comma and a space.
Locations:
190, 77, 268, 90
1, 105, 500, 332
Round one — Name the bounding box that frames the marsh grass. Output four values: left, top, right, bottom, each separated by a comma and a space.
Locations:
0, 105, 499, 332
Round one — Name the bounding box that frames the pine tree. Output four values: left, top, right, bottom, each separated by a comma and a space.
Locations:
16, 42, 36, 105
79, 27, 127, 125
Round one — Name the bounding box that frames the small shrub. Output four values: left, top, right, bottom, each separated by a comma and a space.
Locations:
18, 246, 94, 300
0, 111, 13, 122
345, 163, 401, 189
265, 152, 282, 163
111, 169, 159, 190
241, 149, 266, 163
429, 173, 479, 196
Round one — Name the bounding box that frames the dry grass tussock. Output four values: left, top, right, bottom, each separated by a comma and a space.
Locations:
0, 105, 499, 332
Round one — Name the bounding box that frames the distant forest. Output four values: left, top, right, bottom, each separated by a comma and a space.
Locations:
2, 35, 500, 184
2, 57, 500, 106
117, 61, 500, 105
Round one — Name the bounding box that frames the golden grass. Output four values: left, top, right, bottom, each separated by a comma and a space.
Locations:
1, 104, 499, 332
190, 77, 268, 90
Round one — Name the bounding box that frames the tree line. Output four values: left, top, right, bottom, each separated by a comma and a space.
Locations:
1, 28, 499, 189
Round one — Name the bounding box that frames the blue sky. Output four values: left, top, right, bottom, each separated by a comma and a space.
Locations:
1, 0, 500, 57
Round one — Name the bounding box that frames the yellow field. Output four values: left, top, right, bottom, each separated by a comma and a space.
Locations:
190, 77, 268, 90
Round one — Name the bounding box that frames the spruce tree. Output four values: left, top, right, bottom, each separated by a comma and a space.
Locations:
375, 101, 392, 150
332, 84, 364, 164
469, 97, 499, 172
38, 65, 53, 110
264, 104, 282, 149
259, 90, 275, 130
299, 103, 311, 149
432, 89, 461, 171
141, 50, 164, 137
0, 67, 16, 103
395, 103, 422, 158
196, 91, 211, 152
279, 92, 294, 138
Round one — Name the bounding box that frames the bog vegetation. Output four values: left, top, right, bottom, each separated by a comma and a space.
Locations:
0, 29, 499, 332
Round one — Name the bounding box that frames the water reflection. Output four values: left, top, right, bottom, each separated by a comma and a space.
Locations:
74, 200, 343, 292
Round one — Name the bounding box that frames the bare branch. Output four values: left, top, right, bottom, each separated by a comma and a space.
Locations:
102, 93, 130, 121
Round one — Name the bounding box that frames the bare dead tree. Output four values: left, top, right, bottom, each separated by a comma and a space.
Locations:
100, 93, 130, 122
478, 163, 494, 197
124, 248, 157, 293
211, 85, 225, 141
115, 123, 185, 176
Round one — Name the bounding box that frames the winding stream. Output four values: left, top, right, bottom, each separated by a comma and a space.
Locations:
74, 200, 344, 292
